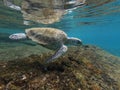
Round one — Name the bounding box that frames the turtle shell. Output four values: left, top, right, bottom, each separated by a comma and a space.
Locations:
25, 28, 67, 50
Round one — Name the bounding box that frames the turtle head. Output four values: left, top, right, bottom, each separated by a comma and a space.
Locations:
66, 37, 82, 46
75, 39, 82, 45
9, 33, 27, 40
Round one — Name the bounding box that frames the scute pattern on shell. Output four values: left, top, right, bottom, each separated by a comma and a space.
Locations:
25, 28, 67, 50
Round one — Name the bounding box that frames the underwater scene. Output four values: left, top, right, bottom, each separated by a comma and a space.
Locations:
0, 0, 120, 90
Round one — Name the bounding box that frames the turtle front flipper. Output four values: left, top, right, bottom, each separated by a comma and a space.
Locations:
46, 45, 68, 63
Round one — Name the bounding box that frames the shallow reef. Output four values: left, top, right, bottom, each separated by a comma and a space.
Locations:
0, 45, 120, 90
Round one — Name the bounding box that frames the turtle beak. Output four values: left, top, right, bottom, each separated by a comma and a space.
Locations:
77, 39, 82, 45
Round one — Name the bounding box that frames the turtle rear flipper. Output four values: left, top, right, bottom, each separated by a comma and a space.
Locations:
46, 45, 68, 63
9, 33, 27, 40
4, 0, 21, 10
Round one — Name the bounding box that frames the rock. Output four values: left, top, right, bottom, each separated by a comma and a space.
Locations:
0, 45, 120, 90
0, 78, 6, 90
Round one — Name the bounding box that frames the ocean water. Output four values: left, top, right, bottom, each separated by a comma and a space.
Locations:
0, 0, 120, 60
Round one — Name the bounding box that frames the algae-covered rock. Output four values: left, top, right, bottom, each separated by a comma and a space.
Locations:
0, 45, 120, 90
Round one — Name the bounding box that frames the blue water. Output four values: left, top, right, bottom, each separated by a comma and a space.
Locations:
0, 0, 120, 58
62, 12, 120, 56
60, 0, 120, 57
67, 22, 120, 56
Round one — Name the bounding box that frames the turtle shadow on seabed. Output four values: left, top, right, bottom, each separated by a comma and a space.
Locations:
0, 45, 120, 90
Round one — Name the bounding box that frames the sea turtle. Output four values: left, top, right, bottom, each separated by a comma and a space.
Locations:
9, 27, 82, 63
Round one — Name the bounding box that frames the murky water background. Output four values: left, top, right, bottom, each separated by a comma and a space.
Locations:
0, 0, 120, 61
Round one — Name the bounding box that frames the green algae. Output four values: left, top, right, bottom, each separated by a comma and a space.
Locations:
0, 45, 120, 90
